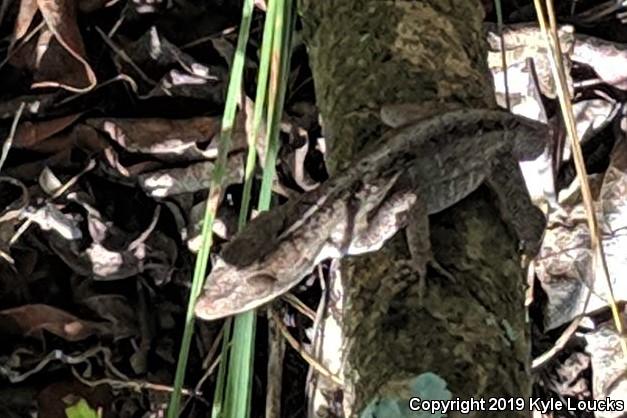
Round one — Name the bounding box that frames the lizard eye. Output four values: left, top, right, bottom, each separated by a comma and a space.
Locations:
247, 274, 277, 286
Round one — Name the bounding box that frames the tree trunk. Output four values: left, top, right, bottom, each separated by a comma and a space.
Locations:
299, 1, 532, 417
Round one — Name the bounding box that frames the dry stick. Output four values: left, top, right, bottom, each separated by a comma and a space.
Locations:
108, 13, 126, 37
533, 0, 627, 362
282, 293, 316, 321
71, 368, 201, 397
198, 352, 224, 392
58, 74, 139, 105
181, 26, 238, 50
0, 102, 27, 263
527, 2, 600, 368
201, 325, 226, 370
181, 326, 227, 413
94, 26, 157, 87
531, 9, 596, 371
306, 263, 331, 395
0, 177, 28, 223
544, 0, 626, 359
0, 102, 25, 173
0, 179, 28, 264
573, 78, 605, 89
266, 316, 286, 418
0, 22, 45, 71
576, 0, 622, 23
494, 0, 511, 111
268, 309, 343, 386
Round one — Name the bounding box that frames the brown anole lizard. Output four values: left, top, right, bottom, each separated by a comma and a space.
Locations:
195, 108, 549, 321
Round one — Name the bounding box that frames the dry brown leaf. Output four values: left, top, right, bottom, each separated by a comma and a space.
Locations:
0, 304, 109, 341
46, 201, 176, 283
113, 27, 226, 100
536, 132, 627, 330
584, 317, 627, 417
138, 155, 244, 197
10, 0, 99, 92
486, 23, 574, 99
13, 113, 83, 149
80, 294, 138, 339
86, 116, 227, 161
573, 35, 627, 91
0, 95, 58, 119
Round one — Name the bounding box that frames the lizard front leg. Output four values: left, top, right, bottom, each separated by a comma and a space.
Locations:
347, 189, 455, 304
347, 189, 417, 255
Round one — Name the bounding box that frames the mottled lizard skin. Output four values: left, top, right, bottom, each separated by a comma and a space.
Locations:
195, 109, 548, 321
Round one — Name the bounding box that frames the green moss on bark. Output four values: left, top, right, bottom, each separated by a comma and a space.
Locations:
299, 1, 531, 416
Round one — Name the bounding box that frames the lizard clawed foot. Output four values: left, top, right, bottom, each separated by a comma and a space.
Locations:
402, 254, 457, 306
427, 257, 456, 284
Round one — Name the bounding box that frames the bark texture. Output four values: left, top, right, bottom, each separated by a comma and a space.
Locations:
299, 1, 532, 417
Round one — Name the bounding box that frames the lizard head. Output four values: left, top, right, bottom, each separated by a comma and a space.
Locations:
194, 256, 284, 321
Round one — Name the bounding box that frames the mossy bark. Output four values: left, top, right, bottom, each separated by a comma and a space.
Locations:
299, 1, 531, 417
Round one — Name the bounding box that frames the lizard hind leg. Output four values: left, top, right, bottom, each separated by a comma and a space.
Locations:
405, 198, 457, 304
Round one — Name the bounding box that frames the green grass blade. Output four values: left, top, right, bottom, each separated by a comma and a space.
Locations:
213, 2, 280, 415
258, 0, 293, 210
165, 0, 255, 416
210, 317, 232, 418
220, 1, 295, 418
223, 311, 257, 418
238, 0, 277, 230
213, 2, 278, 418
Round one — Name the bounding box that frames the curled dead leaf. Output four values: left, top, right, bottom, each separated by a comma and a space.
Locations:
0, 304, 110, 341
86, 116, 225, 161
13, 113, 82, 149
536, 135, 627, 330
138, 155, 244, 197
10, 0, 99, 92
